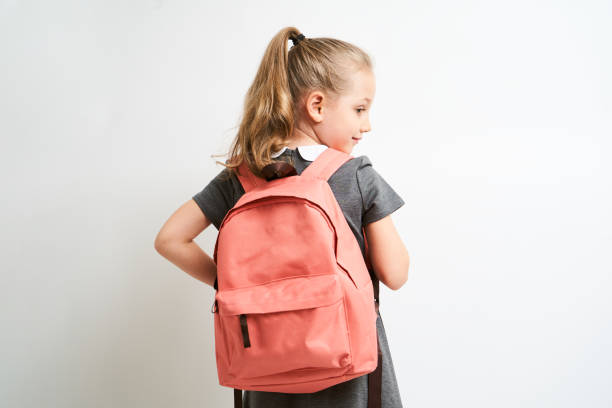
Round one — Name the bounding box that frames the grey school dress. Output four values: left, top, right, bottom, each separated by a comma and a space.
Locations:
192, 144, 405, 408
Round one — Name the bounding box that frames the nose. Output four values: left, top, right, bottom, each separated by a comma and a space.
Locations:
361, 117, 371, 134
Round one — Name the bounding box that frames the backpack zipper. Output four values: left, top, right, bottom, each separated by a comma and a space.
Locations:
214, 195, 338, 265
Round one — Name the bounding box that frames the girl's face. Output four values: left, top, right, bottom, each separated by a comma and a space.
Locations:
310, 69, 376, 154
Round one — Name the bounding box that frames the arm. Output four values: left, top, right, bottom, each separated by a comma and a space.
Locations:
364, 214, 410, 290
154, 199, 217, 288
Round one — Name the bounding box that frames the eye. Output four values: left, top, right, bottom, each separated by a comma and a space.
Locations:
356, 108, 366, 114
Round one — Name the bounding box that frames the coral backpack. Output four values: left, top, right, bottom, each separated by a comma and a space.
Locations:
211, 147, 383, 407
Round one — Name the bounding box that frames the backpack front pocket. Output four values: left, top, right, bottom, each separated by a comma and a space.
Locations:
214, 273, 352, 380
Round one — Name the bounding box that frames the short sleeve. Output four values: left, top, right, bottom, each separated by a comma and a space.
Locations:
192, 168, 240, 230
356, 155, 405, 226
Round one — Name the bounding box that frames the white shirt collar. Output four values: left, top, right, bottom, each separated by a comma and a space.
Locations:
270, 144, 328, 162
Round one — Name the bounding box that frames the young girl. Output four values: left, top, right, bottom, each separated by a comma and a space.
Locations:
155, 27, 410, 408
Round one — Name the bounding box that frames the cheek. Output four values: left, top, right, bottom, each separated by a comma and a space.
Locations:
337, 113, 354, 130
325, 117, 345, 133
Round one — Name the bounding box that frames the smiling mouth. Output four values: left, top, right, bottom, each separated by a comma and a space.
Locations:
352, 137, 362, 140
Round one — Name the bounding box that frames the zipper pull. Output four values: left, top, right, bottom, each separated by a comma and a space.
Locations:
239, 314, 251, 348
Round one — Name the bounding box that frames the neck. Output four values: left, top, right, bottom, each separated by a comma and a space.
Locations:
285, 125, 321, 149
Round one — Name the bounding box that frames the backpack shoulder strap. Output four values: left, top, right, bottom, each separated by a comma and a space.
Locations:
300, 147, 354, 181
235, 147, 353, 192
235, 161, 266, 193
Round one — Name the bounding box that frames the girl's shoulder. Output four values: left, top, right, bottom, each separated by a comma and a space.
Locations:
192, 166, 244, 230
350, 155, 405, 226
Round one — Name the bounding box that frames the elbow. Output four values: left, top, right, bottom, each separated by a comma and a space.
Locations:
155, 233, 193, 256
154, 240, 164, 255
386, 271, 408, 291
384, 253, 410, 291
154, 234, 170, 255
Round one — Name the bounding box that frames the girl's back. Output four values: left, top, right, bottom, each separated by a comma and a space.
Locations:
192, 144, 405, 408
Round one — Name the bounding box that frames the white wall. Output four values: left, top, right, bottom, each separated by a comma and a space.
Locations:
1, 1, 610, 407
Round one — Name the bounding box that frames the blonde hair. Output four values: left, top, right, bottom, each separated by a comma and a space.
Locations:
212, 26, 373, 180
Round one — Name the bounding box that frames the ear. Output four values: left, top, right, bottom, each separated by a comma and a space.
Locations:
303, 90, 325, 123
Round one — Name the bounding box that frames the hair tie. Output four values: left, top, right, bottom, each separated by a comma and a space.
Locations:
290, 33, 305, 47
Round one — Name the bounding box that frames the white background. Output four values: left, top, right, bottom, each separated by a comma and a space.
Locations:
1, 0, 611, 407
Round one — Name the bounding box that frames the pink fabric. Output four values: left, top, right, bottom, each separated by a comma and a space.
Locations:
212, 147, 378, 393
